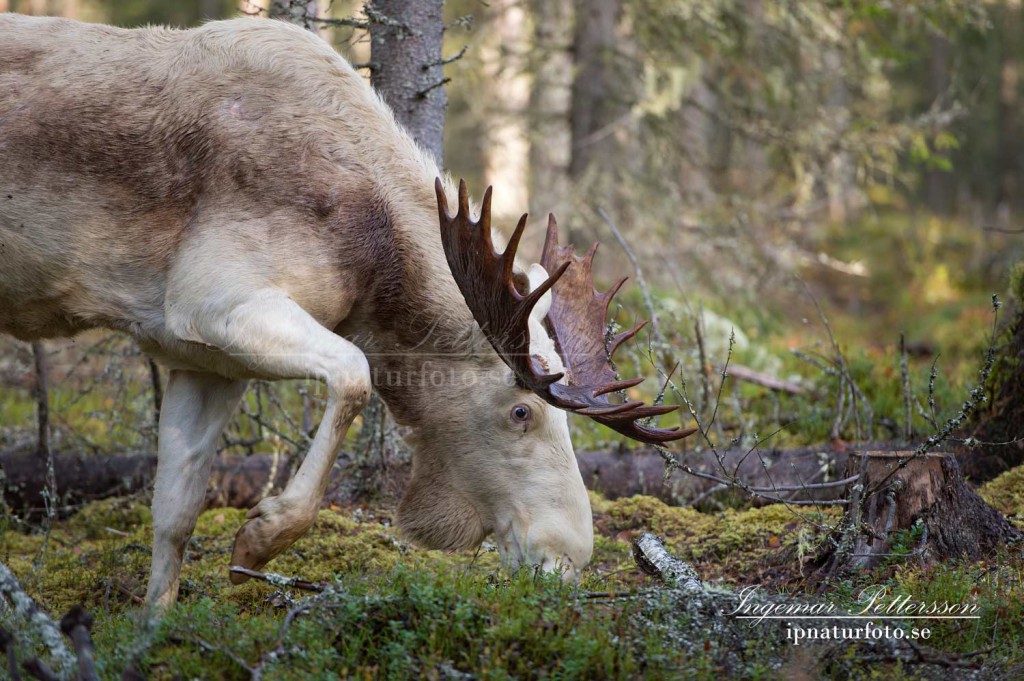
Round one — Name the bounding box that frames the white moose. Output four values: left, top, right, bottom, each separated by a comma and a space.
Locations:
0, 14, 693, 607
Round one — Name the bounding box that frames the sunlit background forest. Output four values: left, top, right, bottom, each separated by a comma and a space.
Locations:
3, 0, 1023, 455
3, 0, 1024, 450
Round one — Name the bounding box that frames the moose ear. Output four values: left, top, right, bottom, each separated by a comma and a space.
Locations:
526, 263, 554, 320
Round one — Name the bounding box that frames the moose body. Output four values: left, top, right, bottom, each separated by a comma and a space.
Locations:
0, 14, 690, 607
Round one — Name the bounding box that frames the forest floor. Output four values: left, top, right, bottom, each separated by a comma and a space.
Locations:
0, 212, 1022, 678
0, 467, 1021, 680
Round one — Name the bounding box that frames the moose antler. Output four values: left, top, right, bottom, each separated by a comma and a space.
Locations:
539, 216, 697, 443
436, 178, 697, 445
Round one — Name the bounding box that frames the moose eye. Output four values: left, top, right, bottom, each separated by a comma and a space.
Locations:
510, 404, 532, 424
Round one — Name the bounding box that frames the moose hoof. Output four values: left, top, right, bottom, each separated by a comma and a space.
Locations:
228, 503, 315, 584
228, 519, 271, 584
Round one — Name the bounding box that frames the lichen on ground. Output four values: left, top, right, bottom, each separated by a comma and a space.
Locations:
0, 485, 1021, 679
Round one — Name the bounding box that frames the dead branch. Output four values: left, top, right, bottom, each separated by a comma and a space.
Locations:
596, 207, 660, 339
228, 566, 325, 593
59, 607, 98, 681
722, 364, 806, 395
0, 627, 21, 681
0, 561, 75, 674
632, 533, 703, 593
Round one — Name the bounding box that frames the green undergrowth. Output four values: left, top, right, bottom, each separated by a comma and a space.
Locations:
1, 478, 1022, 678
0, 493, 841, 679
979, 465, 1024, 523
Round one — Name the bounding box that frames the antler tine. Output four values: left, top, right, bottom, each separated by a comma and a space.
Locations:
458, 178, 471, 218
501, 214, 529, 283
437, 179, 696, 446
435, 177, 451, 220
575, 401, 644, 416
538, 211, 697, 447
593, 377, 646, 397
438, 178, 566, 394
522, 261, 570, 311
608, 320, 648, 358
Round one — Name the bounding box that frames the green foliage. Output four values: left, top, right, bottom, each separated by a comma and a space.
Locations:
2, 489, 1022, 678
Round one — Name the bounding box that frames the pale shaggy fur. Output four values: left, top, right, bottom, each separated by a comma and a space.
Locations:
0, 14, 592, 606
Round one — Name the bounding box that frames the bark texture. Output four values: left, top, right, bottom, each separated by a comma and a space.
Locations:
269, 0, 320, 34
632, 533, 703, 593
0, 445, 854, 515
569, 0, 632, 180
829, 451, 1018, 573
527, 0, 573, 219
369, 0, 447, 165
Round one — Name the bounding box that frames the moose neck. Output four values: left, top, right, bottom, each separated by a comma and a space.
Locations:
337, 175, 503, 429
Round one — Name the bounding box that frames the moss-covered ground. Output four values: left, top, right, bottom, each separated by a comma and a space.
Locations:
0, 476, 1020, 680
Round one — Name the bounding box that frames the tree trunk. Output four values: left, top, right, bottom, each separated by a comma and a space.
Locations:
569, 0, 623, 178
361, 0, 449, 492
369, 0, 447, 165
996, 0, 1021, 225
820, 451, 1019, 576
479, 3, 529, 216
269, 0, 320, 34
925, 32, 953, 215
30, 342, 49, 457
527, 0, 573, 220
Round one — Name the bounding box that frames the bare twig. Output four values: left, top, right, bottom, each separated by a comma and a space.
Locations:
147, 357, 163, 428
0, 628, 21, 681
900, 334, 912, 441
416, 77, 451, 98
60, 607, 98, 681
423, 45, 468, 68
722, 364, 805, 395
597, 207, 660, 339
30, 343, 49, 458
868, 295, 1001, 494
228, 566, 325, 593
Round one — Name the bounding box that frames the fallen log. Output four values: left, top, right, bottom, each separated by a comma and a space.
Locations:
0, 450, 297, 518
576, 444, 853, 506
1, 444, 855, 516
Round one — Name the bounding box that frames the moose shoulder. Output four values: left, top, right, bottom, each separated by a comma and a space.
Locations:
0, 14, 694, 608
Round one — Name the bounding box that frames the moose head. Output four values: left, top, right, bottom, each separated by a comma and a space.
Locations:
395, 180, 697, 579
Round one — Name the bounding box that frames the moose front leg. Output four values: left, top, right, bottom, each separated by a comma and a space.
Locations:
147, 370, 248, 608
167, 290, 372, 583
228, 382, 367, 580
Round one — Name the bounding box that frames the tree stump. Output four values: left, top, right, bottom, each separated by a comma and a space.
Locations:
821, 450, 1019, 575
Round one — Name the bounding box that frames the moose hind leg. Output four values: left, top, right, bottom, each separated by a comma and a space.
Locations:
146, 370, 248, 608
176, 291, 372, 582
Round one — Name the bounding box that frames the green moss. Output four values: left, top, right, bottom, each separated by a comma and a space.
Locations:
979, 465, 1024, 517
65, 497, 153, 539
595, 494, 841, 584
1, 493, 1020, 678
890, 555, 1024, 665
1010, 260, 1024, 303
